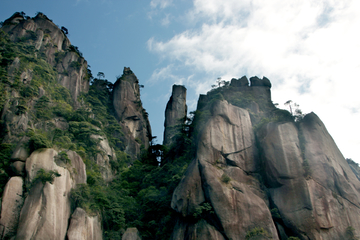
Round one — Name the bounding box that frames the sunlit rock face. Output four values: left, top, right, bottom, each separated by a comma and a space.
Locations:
171, 100, 278, 240
67, 208, 103, 240
14, 149, 86, 240
112, 67, 152, 159
171, 82, 360, 239
163, 84, 187, 147
2, 12, 89, 105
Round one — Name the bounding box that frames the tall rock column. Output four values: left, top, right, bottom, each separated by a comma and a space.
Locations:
163, 85, 187, 147
112, 67, 152, 159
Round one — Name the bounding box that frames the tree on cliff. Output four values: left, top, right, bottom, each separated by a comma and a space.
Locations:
61, 26, 68, 35
97, 72, 105, 80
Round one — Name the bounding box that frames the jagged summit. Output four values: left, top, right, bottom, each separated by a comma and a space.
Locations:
1, 12, 89, 105
112, 67, 152, 154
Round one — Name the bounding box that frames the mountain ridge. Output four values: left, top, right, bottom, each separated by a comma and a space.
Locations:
0, 12, 359, 240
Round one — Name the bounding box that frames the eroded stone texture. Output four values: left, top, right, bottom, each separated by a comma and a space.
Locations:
300, 112, 360, 239
112, 67, 152, 159
90, 134, 116, 182
67, 208, 103, 240
256, 114, 360, 239
2, 13, 89, 105
171, 100, 278, 240
0, 177, 24, 239
15, 148, 86, 240
122, 227, 142, 240
171, 219, 225, 240
163, 85, 187, 146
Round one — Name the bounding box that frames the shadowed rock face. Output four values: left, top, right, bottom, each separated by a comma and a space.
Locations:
112, 67, 152, 159
122, 227, 142, 240
163, 85, 187, 147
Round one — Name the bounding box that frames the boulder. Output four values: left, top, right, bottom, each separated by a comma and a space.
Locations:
171, 219, 225, 240
230, 76, 249, 87
250, 76, 272, 88
0, 177, 24, 239
15, 148, 86, 240
10, 161, 25, 176
122, 227, 142, 240
67, 208, 103, 240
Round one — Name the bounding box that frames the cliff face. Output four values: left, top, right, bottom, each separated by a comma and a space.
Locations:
163, 84, 187, 147
112, 67, 152, 158
1, 12, 89, 104
170, 78, 360, 240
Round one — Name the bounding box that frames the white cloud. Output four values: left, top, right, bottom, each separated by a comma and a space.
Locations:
148, 0, 360, 162
150, 0, 173, 9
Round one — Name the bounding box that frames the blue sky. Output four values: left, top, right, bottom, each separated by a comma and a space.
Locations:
1, 0, 360, 163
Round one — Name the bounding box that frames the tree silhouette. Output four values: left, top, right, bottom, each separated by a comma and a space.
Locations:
97, 72, 105, 80
61, 26, 68, 35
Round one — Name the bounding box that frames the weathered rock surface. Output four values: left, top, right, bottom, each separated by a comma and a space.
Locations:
67, 208, 103, 240
122, 227, 142, 240
230, 76, 249, 87
299, 113, 360, 239
171, 219, 225, 240
163, 85, 187, 146
112, 67, 152, 159
2, 12, 89, 105
257, 122, 314, 239
15, 149, 86, 240
0, 177, 24, 239
91, 134, 116, 182
172, 100, 278, 240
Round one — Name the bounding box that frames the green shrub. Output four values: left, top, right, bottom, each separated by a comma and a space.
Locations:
221, 173, 231, 184
245, 227, 270, 239
70, 61, 82, 70
288, 237, 301, 240
346, 226, 358, 240
193, 202, 214, 219
303, 159, 311, 179
271, 208, 281, 219
33, 168, 61, 185
16, 105, 27, 115
29, 133, 51, 152
56, 151, 71, 164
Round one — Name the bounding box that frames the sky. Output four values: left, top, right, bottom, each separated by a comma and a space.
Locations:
1, 0, 359, 163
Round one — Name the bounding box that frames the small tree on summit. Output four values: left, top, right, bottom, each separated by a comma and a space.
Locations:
97, 72, 105, 80
61, 26, 68, 35
284, 100, 304, 122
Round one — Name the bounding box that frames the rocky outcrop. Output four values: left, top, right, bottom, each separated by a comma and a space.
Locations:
122, 227, 142, 240
163, 85, 187, 147
14, 149, 86, 240
2, 12, 89, 105
67, 208, 103, 240
230, 76, 249, 87
172, 80, 360, 239
171, 100, 278, 240
257, 122, 315, 239
91, 134, 116, 182
112, 67, 152, 158
0, 177, 24, 239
